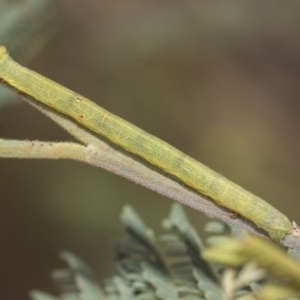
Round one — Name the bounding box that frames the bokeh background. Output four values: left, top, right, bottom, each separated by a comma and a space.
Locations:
1, 1, 300, 299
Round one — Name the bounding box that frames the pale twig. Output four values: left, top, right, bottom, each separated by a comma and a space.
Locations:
24, 100, 270, 240
27, 101, 300, 249
2, 97, 298, 249
2, 98, 299, 249
0, 138, 86, 161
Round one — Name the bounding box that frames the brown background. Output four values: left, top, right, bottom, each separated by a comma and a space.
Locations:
1, 1, 300, 299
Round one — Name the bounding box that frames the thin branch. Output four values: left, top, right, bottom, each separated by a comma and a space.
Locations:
0, 138, 87, 161
24, 99, 270, 241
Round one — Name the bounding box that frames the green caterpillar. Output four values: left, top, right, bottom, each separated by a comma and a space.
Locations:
0, 45, 292, 242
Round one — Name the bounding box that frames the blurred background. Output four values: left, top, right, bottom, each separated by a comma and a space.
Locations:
1, 0, 300, 298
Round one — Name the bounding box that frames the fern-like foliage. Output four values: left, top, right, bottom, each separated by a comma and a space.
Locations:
30, 204, 300, 300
